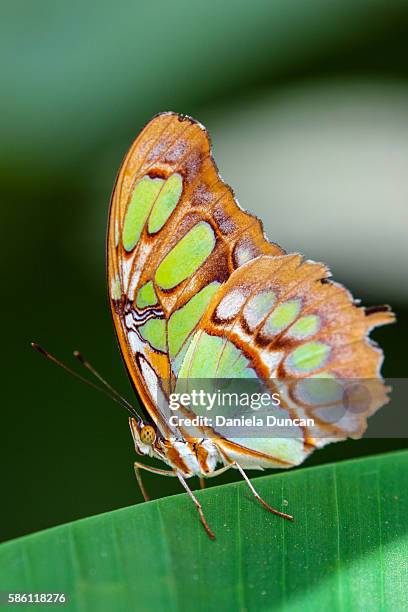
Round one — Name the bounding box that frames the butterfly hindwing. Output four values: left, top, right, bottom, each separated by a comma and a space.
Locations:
177, 254, 394, 467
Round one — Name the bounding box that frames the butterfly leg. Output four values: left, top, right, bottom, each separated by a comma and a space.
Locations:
199, 477, 206, 490
176, 472, 215, 540
233, 461, 294, 521
133, 461, 176, 502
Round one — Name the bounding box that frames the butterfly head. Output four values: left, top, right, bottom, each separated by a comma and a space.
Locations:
129, 417, 157, 455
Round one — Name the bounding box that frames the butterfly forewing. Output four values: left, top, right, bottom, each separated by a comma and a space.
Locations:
107, 112, 283, 435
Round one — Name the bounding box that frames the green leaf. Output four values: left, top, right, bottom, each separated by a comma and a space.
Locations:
1, 451, 407, 611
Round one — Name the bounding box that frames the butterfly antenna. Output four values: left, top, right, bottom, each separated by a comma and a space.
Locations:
30, 342, 140, 419
73, 350, 137, 416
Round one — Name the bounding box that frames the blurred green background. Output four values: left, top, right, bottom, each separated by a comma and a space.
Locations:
2, 0, 407, 543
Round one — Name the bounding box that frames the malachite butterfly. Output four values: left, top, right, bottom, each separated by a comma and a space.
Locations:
105, 112, 394, 538
33, 111, 394, 540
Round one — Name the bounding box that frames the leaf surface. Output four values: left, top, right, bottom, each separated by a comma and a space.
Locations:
1, 451, 407, 611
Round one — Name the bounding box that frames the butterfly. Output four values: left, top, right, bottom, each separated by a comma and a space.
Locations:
33, 112, 394, 540
103, 111, 394, 539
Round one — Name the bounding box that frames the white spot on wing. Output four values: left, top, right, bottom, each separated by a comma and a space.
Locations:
216, 289, 246, 321
139, 362, 168, 430
128, 330, 144, 354
140, 357, 162, 406
128, 242, 152, 300
122, 255, 134, 291
234, 241, 255, 267
260, 350, 284, 376
233, 324, 253, 344
110, 274, 121, 300
243, 293, 274, 331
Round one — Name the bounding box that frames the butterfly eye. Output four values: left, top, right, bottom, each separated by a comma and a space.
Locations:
139, 425, 156, 445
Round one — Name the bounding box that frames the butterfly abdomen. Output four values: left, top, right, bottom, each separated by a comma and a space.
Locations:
159, 439, 221, 477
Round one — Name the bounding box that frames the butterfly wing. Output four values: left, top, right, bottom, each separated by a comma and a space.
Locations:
175, 254, 394, 467
107, 112, 283, 435
108, 111, 394, 464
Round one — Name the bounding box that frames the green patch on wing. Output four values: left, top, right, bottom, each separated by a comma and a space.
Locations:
243, 291, 276, 330
262, 300, 301, 336
148, 173, 183, 234
122, 176, 164, 252
139, 318, 166, 352
287, 314, 320, 339
168, 282, 220, 358
136, 281, 158, 308
177, 332, 256, 379
171, 340, 191, 376
228, 436, 306, 466
155, 222, 216, 290
286, 341, 331, 373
